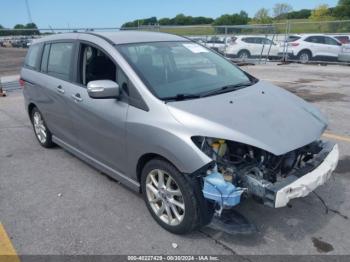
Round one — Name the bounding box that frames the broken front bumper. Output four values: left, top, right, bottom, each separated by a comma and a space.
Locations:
265, 142, 339, 208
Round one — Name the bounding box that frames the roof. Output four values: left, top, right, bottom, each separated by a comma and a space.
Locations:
33, 31, 188, 45
93, 31, 188, 44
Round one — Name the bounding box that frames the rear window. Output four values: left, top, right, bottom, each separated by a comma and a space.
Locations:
24, 44, 41, 70
47, 42, 74, 81
286, 36, 301, 42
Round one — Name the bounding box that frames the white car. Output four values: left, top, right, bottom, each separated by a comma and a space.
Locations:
224, 36, 280, 60
338, 43, 350, 62
279, 34, 343, 63
202, 36, 234, 54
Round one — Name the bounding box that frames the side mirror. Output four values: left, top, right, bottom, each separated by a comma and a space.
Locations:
87, 80, 120, 99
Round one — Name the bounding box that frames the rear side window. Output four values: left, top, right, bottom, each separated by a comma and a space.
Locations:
24, 44, 41, 70
47, 42, 74, 81
242, 37, 259, 44
242, 37, 252, 43
305, 36, 324, 44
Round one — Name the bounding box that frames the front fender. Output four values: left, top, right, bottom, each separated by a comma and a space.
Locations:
125, 108, 211, 180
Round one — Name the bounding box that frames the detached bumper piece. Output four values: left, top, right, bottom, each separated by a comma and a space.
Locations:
265, 142, 339, 208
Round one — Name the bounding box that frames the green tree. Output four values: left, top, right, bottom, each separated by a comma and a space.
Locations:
173, 14, 192, 25
121, 17, 158, 28
14, 24, 26, 29
25, 23, 38, 29
310, 4, 333, 21
159, 18, 172, 25
252, 8, 273, 24
286, 9, 311, 19
213, 11, 249, 25
333, 0, 350, 19
193, 16, 214, 25
273, 3, 293, 19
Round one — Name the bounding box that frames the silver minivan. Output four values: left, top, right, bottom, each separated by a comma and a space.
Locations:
21, 31, 339, 234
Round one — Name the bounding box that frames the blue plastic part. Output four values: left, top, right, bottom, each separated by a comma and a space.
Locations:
202, 172, 243, 207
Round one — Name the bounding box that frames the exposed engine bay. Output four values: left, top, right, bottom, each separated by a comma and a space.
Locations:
192, 137, 339, 211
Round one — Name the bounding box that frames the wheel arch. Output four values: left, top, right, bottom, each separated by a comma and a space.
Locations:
238, 49, 251, 56
136, 153, 177, 189
297, 49, 313, 57
28, 102, 37, 119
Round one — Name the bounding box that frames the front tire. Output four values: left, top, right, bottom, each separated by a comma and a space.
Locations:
141, 159, 201, 234
30, 107, 54, 148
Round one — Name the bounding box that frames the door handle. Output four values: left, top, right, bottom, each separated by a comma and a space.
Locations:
56, 85, 65, 94
71, 93, 83, 102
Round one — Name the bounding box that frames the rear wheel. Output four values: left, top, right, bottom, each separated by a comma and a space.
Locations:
31, 107, 54, 148
141, 159, 201, 234
238, 50, 250, 60
298, 50, 311, 63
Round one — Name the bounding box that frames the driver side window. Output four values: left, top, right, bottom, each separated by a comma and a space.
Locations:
79, 44, 117, 86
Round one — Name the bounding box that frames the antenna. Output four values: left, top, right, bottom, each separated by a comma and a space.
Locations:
25, 0, 33, 23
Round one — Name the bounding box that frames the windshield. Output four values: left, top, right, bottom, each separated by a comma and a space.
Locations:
117, 41, 253, 100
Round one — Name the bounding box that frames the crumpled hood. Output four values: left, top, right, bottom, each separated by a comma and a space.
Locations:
167, 81, 327, 156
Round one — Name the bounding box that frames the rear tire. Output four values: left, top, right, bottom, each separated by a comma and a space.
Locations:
30, 107, 54, 148
298, 50, 311, 64
238, 50, 250, 60
141, 158, 202, 234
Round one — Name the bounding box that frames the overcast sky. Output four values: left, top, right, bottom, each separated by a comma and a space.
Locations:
0, 0, 338, 28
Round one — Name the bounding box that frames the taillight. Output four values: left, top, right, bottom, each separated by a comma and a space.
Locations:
19, 79, 25, 88
290, 42, 300, 47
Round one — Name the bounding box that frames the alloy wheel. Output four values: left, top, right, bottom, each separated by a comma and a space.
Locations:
299, 53, 310, 63
145, 169, 185, 226
33, 111, 47, 144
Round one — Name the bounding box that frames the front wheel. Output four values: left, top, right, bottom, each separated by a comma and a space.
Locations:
141, 159, 201, 234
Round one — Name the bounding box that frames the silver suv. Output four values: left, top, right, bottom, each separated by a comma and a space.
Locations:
21, 31, 339, 234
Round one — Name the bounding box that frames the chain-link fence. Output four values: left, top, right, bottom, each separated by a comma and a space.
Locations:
120, 20, 350, 64
1, 20, 350, 65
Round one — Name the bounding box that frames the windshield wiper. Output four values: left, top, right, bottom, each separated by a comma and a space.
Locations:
162, 93, 201, 102
200, 81, 255, 98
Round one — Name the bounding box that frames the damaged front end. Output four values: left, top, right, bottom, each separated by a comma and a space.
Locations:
192, 137, 339, 212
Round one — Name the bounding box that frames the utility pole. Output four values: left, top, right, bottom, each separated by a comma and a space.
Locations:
25, 0, 33, 23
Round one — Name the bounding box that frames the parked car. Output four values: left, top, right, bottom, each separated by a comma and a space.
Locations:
202, 36, 235, 54
338, 43, 350, 62
21, 32, 339, 234
279, 34, 342, 63
2, 40, 12, 48
334, 35, 350, 44
225, 36, 280, 60
26, 39, 33, 48
11, 40, 27, 48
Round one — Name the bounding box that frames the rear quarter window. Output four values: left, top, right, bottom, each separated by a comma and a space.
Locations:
24, 44, 41, 70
